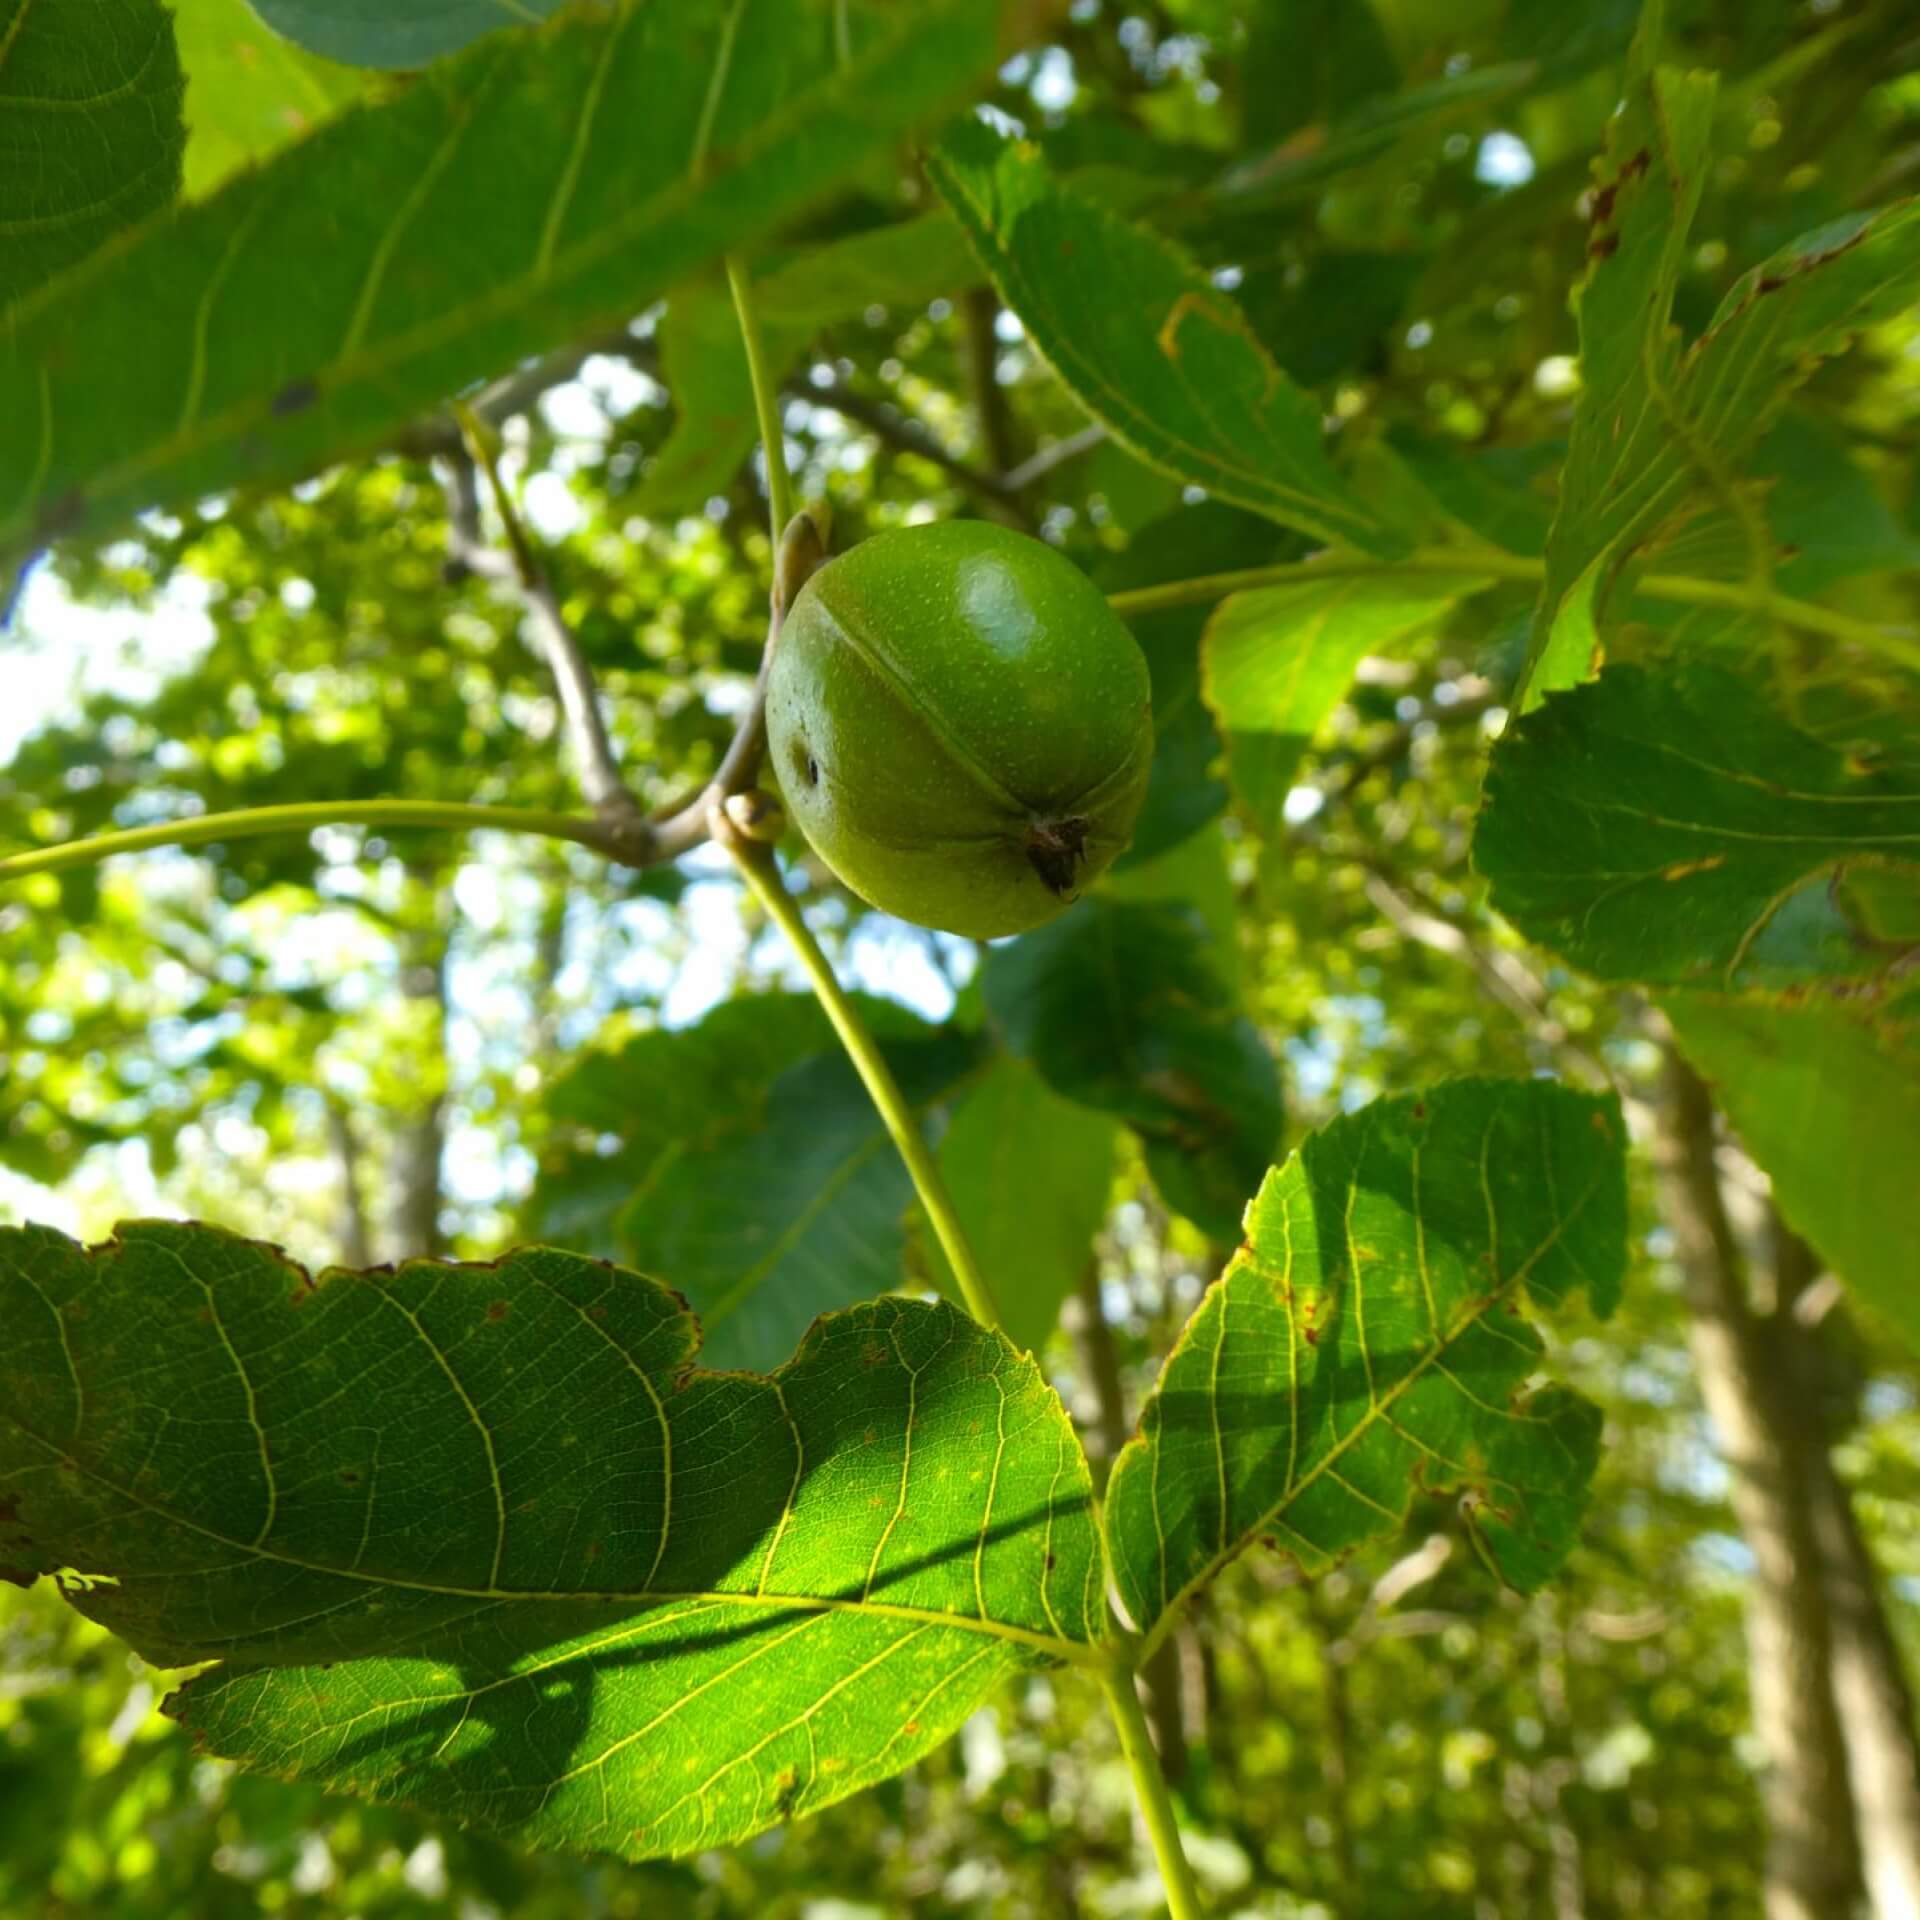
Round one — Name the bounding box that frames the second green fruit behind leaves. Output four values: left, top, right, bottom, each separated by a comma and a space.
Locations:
766, 522, 1154, 939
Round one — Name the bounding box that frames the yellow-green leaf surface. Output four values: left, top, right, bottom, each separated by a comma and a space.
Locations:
0, 1222, 1102, 1858
1201, 565, 1491, 825
0, 0, 185, 311
0, 0, 1006, 571
175, 0, 368, 198
1105, 1081, 1626, 1645
1522, 5, 1920, 704
927, 119, 1402, 555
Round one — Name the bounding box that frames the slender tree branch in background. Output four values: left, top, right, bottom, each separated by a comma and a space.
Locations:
452, 407, 652, 846
959, 286, 1020, 479
1002, 421, 1107, 492
801, 372, 1032, 527
1653, 1046, 1864, 1920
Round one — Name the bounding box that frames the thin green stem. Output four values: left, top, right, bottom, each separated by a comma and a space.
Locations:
1104, 544, 1920, 670
724, 834, 1007, 1335
1100, 1663, 1208, 1920
0, 801, 613, 883
727, 255, 794, 545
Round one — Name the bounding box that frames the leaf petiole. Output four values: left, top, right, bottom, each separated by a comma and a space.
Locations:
1100, 1661, 1210, 1920
0, 800, 619, 883
1106, 545, 1920, 670
720, 826, 1008, 1336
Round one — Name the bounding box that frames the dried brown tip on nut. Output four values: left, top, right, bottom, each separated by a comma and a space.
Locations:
1026, 815, 1090, 898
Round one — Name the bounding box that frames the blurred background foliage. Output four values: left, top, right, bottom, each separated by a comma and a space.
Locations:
4, 0, 1920, 1914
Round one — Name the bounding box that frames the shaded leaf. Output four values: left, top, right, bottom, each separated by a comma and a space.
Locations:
936, 1056, 1119, 1353
0, 0, 184, 310
983, 899, 1282, 1240
1476, 663, 1920, 992
1202, 565, 1491, 826
0, 1221, 1102, 1857
1241, 0, 1398, 151
1105, 1080, 1626, 1641
927, 119, 1402, 554
248, 0, 568, 69
618, 1018, 987, 1373
0, 0, 1009, 571
528, 994, 837, 1255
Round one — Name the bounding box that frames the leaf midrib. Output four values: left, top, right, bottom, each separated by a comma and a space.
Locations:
1, 2, 980, 539
4, 1408, 1101, 1666
1127, 1143, 1607, 1659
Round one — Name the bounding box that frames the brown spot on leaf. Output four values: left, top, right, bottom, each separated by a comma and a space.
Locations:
486, 1300, 510, 1322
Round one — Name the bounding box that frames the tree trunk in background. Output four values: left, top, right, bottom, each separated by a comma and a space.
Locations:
1771, 1219, 1920, 1920
386, 907, 451, 1261
326, 1100, 374, 1270
1654, 1050, 1861, 1920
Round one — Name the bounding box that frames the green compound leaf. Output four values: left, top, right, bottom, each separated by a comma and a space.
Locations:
1201, 565, 1492, 826
0, 0, 185, 311
983, 898, 1283, 1243
0, 0, 1009, 571
0, 1221, 1102, 1859
1476, 660, 1920, 1351
1475, 663, 1920, 992
1105, 1081, 1626, 1644
927, 118, 1403, 556
1522, 6, 1920, 705
247, 0, 569, 69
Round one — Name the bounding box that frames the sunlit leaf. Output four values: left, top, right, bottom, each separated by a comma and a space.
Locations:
1201, 564, 1491, 825
0, 1221, 1103, 1858
1521, 7, 1920, 705
176, 0, 368, 197
1104, 1080, 1626, 1641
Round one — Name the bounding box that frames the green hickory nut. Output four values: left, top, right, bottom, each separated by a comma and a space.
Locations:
766, 521, 1154, 939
